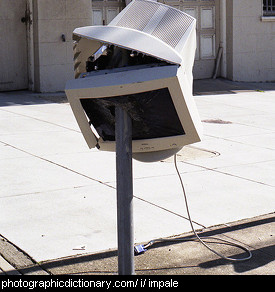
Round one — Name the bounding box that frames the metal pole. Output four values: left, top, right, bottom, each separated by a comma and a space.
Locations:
115, 106, 134, 275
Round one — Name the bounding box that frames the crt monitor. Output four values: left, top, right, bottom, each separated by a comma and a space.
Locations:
65, 0, 202, 162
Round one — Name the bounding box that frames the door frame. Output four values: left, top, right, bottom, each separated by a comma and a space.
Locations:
91, 0, 126, 25
159, 0, 220, 79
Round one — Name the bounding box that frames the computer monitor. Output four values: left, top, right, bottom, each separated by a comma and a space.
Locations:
65, 0, 202, 162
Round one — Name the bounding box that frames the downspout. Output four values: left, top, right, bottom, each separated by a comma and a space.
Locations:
26, 0, 35, 91
220, 0, 227, 78
213, 0, 227, 79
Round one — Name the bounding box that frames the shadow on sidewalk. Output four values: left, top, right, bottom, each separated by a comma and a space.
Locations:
18, 214, 272, 275
193, 78, 275, 96
0, 91, 67, 107
199, 244, 274, 274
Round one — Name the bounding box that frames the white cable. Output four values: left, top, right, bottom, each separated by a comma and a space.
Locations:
173, 154, 252, 262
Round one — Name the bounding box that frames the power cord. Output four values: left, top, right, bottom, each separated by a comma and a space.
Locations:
173, 153, 252, 262
135, 154, 252, 262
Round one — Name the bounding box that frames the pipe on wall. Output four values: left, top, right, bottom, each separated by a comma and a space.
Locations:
220, 0, 227, 78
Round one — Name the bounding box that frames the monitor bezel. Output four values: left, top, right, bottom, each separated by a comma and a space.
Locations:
65, 64, 201, 153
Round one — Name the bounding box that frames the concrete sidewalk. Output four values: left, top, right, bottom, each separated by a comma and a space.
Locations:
0, 78, 274, 275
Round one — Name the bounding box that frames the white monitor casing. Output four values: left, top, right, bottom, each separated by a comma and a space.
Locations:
65, 0, 202, 161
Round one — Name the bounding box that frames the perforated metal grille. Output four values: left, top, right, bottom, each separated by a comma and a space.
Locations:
151, 9, 194, 48
114, 0, 194, 48
116, 0, 159, 31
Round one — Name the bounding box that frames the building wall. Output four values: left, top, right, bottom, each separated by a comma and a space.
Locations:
227, 0, 275, 82
0, 0, 29, 91
1, 0, 274, 93
32, 0, 92, 92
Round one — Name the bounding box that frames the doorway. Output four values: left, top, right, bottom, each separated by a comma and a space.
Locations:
0, 0, 29, 91
91, 0, 126, 26
160, 0, 219, 79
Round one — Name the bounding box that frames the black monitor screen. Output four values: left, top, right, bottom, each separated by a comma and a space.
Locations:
80, 88, 185, 141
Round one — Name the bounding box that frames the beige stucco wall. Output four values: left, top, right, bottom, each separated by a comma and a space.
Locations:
33, 0, 273, 91
227, 0, 275, 82
3, 0, 273, 92
32, 0, 92, 92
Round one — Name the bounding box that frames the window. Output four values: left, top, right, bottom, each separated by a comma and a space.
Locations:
263, 0, 275, 16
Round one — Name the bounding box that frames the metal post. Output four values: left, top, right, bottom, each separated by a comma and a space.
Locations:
115, 106, 134, 275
